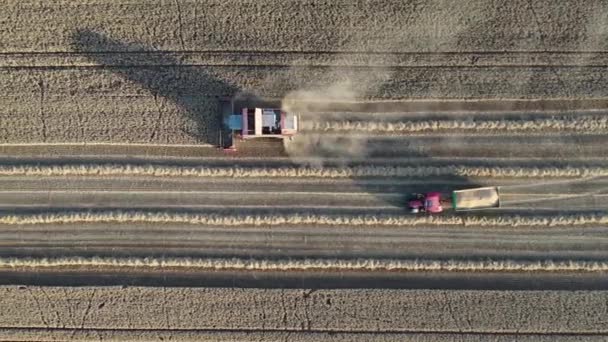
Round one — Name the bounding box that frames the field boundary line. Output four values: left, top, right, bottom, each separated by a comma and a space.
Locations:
4, 50, 608, 55
5, 50, 608, 68
0, 190, 403, 197
0, 326, 606, 337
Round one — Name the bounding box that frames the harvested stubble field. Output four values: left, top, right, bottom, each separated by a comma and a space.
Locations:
0, 286, 607, 341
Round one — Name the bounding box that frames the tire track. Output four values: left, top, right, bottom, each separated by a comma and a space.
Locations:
1, 176, 606, 193
2, 223, 608, 261
3, 154, 608, 168
4, 51, 608, 68
288, 133, 608, 158
1, 189, 607, 213
2, 327, 607, 341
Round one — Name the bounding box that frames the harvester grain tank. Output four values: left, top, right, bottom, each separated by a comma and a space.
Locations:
408, 187, 500, 213
223, 107, 299, 150
227, 108, 298, 138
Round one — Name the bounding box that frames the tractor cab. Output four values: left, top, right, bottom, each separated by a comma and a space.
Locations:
408, 192, 443, 214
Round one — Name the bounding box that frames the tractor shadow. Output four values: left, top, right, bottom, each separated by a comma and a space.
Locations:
71, 29, 238, 146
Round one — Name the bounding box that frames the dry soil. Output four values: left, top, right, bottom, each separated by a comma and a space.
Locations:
0, 286, 607, 341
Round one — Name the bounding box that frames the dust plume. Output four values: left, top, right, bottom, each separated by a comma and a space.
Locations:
277, 4, 477, 166
281, 78, 389, 167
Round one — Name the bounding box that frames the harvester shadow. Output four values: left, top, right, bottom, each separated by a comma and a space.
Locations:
71, 29, 239, 146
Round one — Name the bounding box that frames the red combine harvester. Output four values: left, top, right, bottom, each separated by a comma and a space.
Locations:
407, 187, 500, 214
223, 107, 299, 150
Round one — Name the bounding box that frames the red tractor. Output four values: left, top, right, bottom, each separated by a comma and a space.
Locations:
407, 192, 444, 214
407, 187, 501, 214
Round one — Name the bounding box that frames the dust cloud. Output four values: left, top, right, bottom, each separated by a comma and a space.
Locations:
281, 80, 372, 167
278, 5, 476, 166
281, 72, 402, 167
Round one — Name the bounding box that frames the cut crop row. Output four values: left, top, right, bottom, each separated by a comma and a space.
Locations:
2, 211, 608, 227
1, 256, 605, 272
303, 116, 608, 134
1, 164, 608, 178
